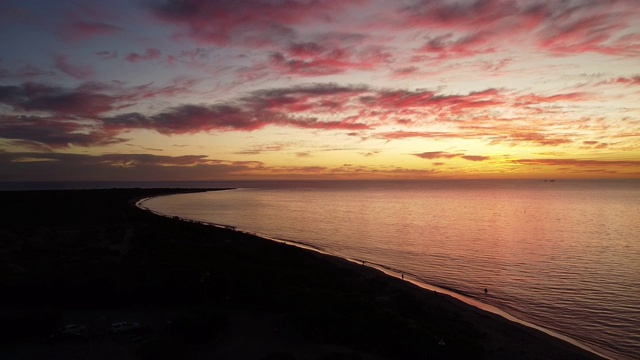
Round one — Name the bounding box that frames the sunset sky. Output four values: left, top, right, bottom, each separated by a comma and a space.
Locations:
1, 0, 640, 181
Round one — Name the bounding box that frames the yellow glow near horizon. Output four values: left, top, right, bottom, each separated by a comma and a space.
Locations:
1, 1, 640, 181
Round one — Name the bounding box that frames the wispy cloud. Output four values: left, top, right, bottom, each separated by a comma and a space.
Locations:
413, 151, 490, 161
148, 0, 361, 45
58, 21, 122, 42
0, 80, 619, 152
0, 151, 265, 181
1, 0, 639, 179
0, 82, 119, 116
53, 55, 94, 80
511, 158, 640, 168
126, 48, 163, 63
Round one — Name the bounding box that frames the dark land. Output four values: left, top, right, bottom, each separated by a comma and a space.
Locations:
0, 188, 604, 359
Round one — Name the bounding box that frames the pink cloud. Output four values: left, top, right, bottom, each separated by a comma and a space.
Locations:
601, 76, 640, 86
361, 88, 503, 121
398, 0, 640, 57
0, 83, 309, 147
535, 1, 639, 56
0, 82, 607, 149
402, 0, 537, 30
266, 42, 392, 77
54, 55, 94, 80
148, 0, 362, 46
515, 92, 588, 106
416, 31, 497, 58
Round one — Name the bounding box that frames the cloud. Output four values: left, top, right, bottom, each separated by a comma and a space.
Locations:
264, 40, 392, 77
0, 79, 202, 118
515, 92, 587, 106
461, 155, 490, 161
490, 132, 573, 147
600, 75, 640, 86
147, 0, 362, 46
391, 66, 419, 78
102, 102, 372, 135
0, 151, 444, 181
0, 82, 119, 116
536, 0, 640, 56
241, 83, 369, 114
0, 81, 605, 149
375, 131, 464, 141
0, 151, 267, 181
413, 151, 460, 160
417, 31, 496, 58
96, 51, 119, 60
268, 51, 350, 77
0, 115, 125, 149
356, 88, 507, 124
1, 82, 374, 148
0, 82, 128, 118
58, 21, 122, 42
362, 88, 502, 111
54, 55, 94, 80
126, 48, 163, 63
234, 142, 289, 155
413, 151, 490, 161
511, 158, 640, 168
401, 0, 531, 29
0, 64, 56, 80
399, 0, 640, 57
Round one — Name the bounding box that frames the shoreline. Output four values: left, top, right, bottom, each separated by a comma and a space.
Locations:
0, 188, 612, 359
138, 191, 612, 360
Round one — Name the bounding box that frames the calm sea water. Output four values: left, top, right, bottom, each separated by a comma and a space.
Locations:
142, 180, 640, 360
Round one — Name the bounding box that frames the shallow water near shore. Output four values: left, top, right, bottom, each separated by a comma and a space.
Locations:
143, 179, 640, 360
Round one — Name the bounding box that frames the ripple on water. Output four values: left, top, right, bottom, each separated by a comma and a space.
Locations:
143, 180, 640, 360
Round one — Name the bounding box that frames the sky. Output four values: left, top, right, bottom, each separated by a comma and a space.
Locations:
1, 0, 640, 181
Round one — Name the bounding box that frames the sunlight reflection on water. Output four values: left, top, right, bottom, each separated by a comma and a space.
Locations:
145, 180, 640, 360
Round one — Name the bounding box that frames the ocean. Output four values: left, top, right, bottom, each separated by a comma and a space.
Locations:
125, 180, 640, 359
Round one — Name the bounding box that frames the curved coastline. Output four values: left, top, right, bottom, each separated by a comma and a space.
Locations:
137, 191, 612, 360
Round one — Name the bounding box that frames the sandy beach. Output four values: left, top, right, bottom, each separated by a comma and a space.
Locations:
0, 188, 605, 359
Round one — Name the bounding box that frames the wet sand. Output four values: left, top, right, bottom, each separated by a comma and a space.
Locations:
0, 188, 605, 359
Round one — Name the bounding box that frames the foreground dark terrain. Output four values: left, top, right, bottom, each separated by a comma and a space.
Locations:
0, 189, 602, 359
